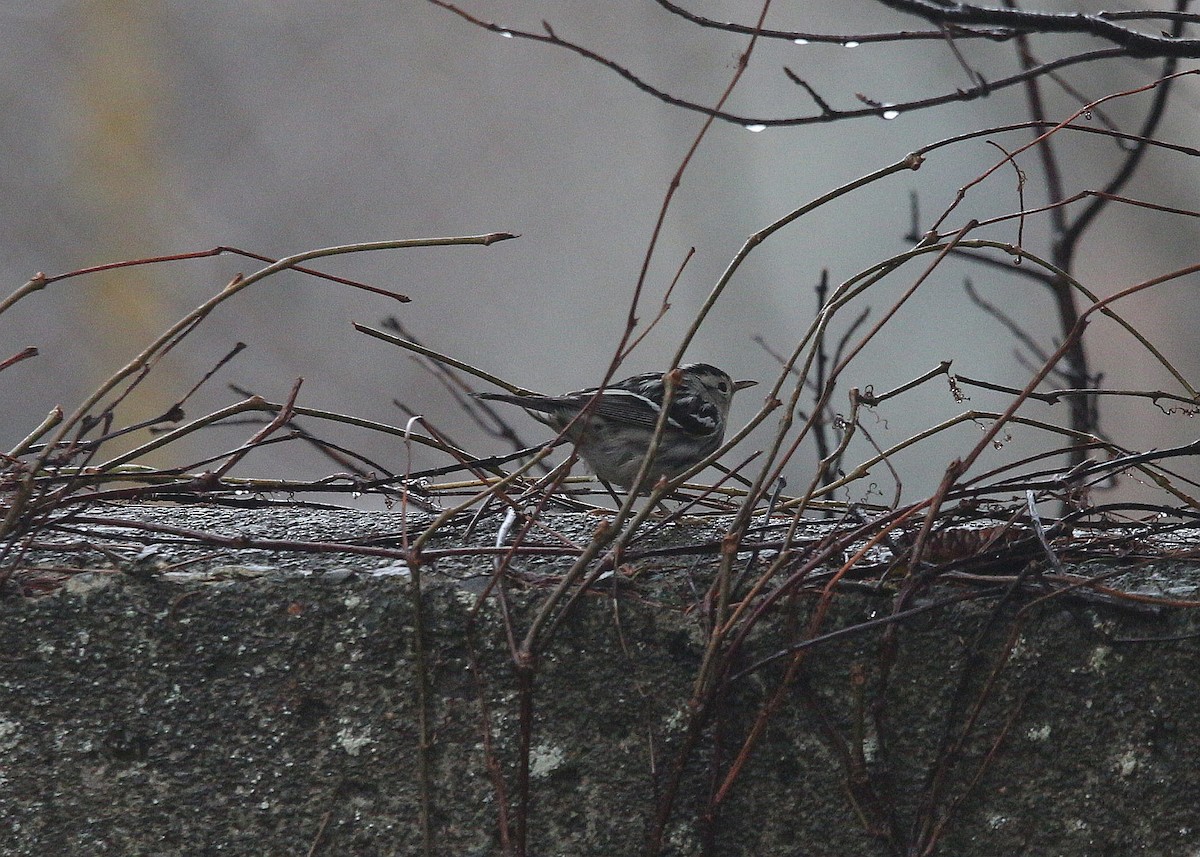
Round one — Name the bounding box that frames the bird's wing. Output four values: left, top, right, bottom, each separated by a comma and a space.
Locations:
585, 388, 665, 429
478, 386, 719, 437
591, 389, 720, 437
485, 386, 666, 430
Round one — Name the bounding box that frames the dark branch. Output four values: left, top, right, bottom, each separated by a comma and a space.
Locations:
875, 0, 1200, 56
654, 0, 1020, 43
427, 1, 1132, 128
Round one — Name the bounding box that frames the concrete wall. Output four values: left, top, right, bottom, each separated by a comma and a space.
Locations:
2, 505, 1199, 855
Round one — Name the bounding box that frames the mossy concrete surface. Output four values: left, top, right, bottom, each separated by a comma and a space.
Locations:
2, 504, 1199, 856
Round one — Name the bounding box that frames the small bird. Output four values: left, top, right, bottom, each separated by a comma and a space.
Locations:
476, 363, 756, 492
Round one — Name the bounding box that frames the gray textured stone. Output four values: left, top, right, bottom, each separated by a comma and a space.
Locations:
2, 504, 1199, 856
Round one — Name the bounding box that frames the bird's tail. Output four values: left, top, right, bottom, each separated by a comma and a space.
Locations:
473, 391, 566, 421
474, 391, 527, 405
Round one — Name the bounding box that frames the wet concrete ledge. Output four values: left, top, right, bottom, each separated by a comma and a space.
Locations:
2, 503, 1199, 856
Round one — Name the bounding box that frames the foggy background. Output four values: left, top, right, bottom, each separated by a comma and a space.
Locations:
2, 1, 1197, 505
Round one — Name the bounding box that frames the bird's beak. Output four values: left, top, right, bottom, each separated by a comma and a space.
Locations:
734, 379, 758, 391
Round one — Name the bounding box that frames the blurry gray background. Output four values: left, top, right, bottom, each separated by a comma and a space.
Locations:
2, 1, 1197, 504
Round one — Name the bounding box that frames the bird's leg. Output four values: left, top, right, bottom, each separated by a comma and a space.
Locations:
597, 477, 625, 509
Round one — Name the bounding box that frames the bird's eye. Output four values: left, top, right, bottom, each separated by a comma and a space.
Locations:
717, 380, 729, 394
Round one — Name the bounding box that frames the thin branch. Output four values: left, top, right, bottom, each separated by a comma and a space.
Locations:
426, 2, 1132, 127
654, 0, 1020, 43
876, 0, 1200, 56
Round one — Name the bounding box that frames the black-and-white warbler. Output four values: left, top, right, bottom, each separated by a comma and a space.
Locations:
477, 363, 756, 491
